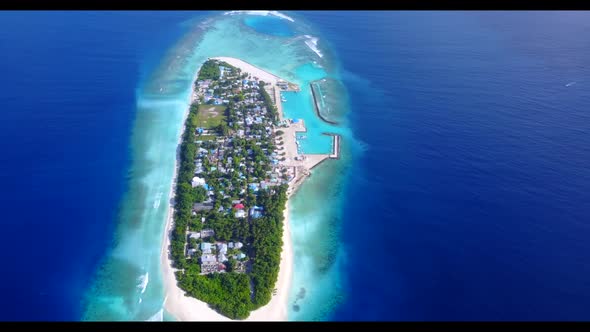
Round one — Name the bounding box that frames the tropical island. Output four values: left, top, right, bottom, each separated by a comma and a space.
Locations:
162, 57, 339, 320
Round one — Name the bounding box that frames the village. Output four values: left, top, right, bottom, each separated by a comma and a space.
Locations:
167, 57, 342, 319
183, 59, 301, 275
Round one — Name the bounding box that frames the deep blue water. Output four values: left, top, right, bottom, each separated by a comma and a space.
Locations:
304, 11, 590, 320
2, 11, 590, 321
0, 11, 198, 321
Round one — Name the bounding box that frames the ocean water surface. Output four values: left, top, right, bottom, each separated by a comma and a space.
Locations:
79, 11, 353, 321
305, 11, 590, 320
1, 10, 590, 322
0, 11, 199, 320
244, 15, 296, 37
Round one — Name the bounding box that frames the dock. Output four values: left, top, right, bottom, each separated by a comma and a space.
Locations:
325, 133, 341, 159
309, 82, 339, 125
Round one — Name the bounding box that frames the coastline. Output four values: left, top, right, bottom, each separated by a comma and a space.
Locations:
309, 82, 339, 125
161, 57, 294, 321
160, 64, 230, 321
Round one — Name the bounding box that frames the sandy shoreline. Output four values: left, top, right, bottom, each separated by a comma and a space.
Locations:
161, 57, 293, 321
160, 64, 230, 321
213, 56, 283, 87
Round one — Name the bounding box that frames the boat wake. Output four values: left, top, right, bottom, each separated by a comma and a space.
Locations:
566, 81, 577, 87
223, 10, 295, 22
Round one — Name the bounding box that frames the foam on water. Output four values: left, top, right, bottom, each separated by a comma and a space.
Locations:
303, 35, 323, 58
145, 308, 164, 321
224, 10, 295, 22
137, 272, 149, 294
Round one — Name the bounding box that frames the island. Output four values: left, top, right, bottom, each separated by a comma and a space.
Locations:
162, 57, 340, 320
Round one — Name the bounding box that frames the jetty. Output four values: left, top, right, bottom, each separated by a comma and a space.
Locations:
309, 82, 339, 125
209, 57, 341, 198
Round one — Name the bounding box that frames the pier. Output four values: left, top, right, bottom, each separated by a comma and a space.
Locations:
309, 82, 339, 125
241, 62, 341, 196
325, 133, 341, 160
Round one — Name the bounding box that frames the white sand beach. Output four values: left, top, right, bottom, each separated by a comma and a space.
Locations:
161, 57, 293, 321
161, 190, 292, 321
212, 56, 282, 86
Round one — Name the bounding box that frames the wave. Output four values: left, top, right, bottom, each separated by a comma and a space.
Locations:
137, 272, 149, 295
223, 10, 295, 22
145, 296, 167, 321
303, 35, 323, 58
145, 308, 164, 321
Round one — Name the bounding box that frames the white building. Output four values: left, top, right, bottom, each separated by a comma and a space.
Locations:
191, 176, 206, 188
201, 253, 216, 263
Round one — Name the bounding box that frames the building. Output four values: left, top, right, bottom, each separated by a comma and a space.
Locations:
235, 210, 246, 218
218, 253, 228, 263
200, 242, 212, 254
201, 253, 216, 263
193, 202, 213, 212
250, 206, 263, 219
191, 176, 206, 188
201, 261, 218, 274
218, 243, 228, 254
201, 229, 215, 238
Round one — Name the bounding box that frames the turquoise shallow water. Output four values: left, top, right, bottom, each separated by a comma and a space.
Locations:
281, 89, 334, 155
280, 62, 345, 155
310, 78, 350, 124
82, 11, 356, 321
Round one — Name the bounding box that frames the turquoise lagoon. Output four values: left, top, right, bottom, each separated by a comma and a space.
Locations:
82, 11, 358, 321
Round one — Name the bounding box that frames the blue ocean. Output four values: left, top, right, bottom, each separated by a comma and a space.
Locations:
0, 11, 199, 320
1, 11, 590, 321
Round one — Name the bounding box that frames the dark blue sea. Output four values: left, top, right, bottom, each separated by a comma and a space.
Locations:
306, 11, 590, 320
1, 11, 590, 321
0, 11, 199, 320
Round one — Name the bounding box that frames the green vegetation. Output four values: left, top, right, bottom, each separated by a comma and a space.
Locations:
171, 102, 201, 270
249, 185, 287, 308
174, 184, 287, 319
197, 59, 221, 80
218, 61, 236, 70
259, 81, 279, 123
178, 272, 252, 319
170, 59, 289, 320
